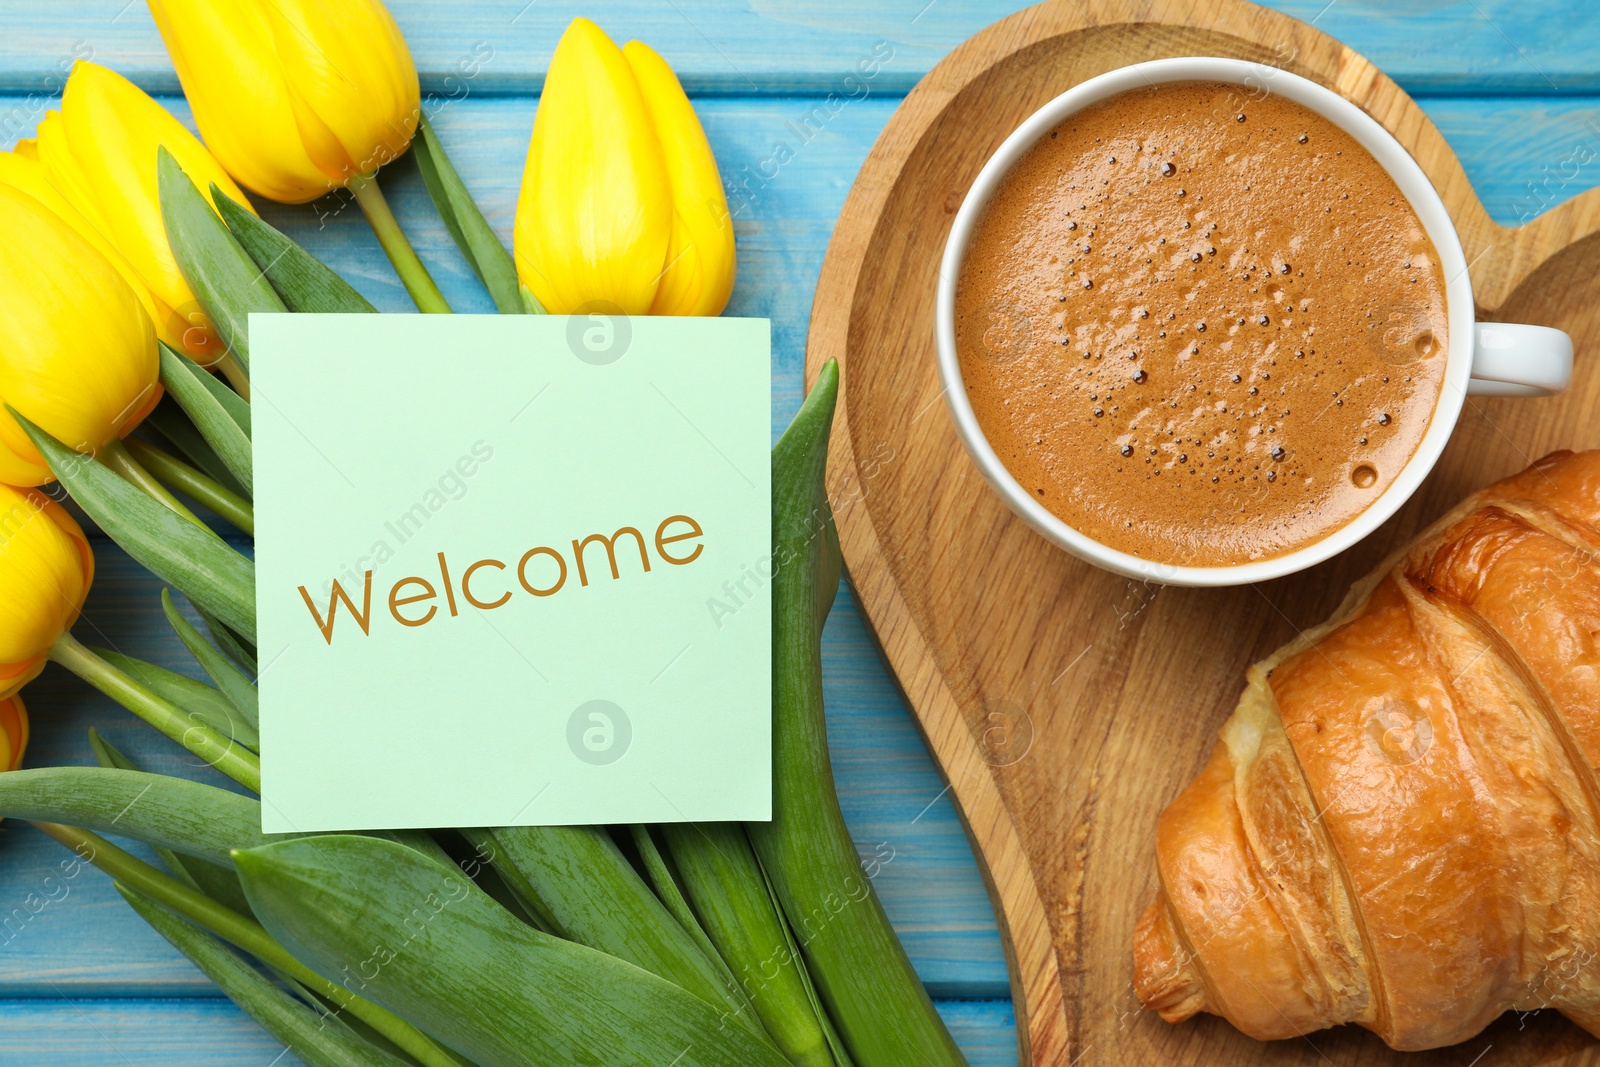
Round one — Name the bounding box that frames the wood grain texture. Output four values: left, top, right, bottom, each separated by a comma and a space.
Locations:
803, 0, 1600, 1063
0, 997, 1020, 1067
0, 1, 1598, 95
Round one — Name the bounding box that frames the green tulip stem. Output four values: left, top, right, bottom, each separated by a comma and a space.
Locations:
350, 174, 453, 314
214, 354, 252, 401
99, 438, 211, 532
32, 823, 463, 1067
47, 631, 261, 794
123, 438, 255, 535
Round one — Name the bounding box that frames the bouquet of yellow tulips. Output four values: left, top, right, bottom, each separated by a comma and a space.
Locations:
0, 6, 968, 1067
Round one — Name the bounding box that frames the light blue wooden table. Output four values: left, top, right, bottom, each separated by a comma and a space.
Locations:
0, 2, 1595, 1062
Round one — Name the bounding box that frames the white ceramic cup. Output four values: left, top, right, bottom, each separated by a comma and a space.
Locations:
936, 57, 1574, 587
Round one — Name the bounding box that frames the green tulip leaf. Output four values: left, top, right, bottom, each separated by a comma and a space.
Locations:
414, 113, 523, 315
121, 885, 413, 1067
628, 825, 731, 981
198, 607, 259, 676
158, 146, 286, 368
0, 767, 284, 866
88, 729, 254, 916
485, 824, 757, 1033
123, 438, 255, 535
161, 589, 259, 732
145, 399, 249, 499
168, 342, 252, 436
92, 647, 257, 752
756, 360, 966, 1067
14, 412, 256, 638
213, 190, 377, 315
159, 343, 252, 495
45, 826, 458, 1067
235, 835, 791, 1067
663, 822, 841, 1067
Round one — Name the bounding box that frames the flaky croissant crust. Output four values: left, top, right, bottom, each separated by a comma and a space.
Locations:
1135, 450, 1600, 1051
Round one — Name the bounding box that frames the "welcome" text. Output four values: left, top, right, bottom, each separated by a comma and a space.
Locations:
297, 513, 704, 644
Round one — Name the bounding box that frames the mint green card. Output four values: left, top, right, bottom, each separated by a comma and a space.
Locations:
250, 314, 772, 833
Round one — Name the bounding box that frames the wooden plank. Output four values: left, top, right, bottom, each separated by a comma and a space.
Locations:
0, 997, 1019, 1066
0, 999, 302, 1066
0, 1, 1597, 97
1414, 95, 1600, 224
826, 587, 1012, 997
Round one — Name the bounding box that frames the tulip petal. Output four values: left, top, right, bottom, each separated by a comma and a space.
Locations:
0, 150, 163, 332
514, 18, 673, 315
253, 0, 420, 181
0, 696, 25, 771
147, 0, 327, 203
147, 0, 419, 203
623, 41, 737, 317
0, 183, 159, 485
0, 484, 91, 686
43, 61, 254, 361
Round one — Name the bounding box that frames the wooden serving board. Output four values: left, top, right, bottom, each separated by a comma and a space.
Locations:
803, 1, 1600, 1063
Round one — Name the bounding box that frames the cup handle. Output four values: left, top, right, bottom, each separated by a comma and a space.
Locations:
1469, 322, 1573, 397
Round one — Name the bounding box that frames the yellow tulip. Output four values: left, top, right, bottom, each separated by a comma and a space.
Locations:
622, 41, 736, 316
0, 694, 27, 772
0, 484, 94, 701
514, 19, 735, 317
33, 61, 254, 365
147, 0, 421, 204
0, 149, 157, 331
0, 183, 160, 487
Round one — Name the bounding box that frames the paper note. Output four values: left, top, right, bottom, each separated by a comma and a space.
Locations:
250, 313, 772, 832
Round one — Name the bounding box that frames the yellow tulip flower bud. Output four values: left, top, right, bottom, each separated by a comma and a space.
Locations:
515, 18, 672, 317
147, 0, 421, 204
622, 41, 736, 316
0, 485, 94, 701
0, 694, 26, 772
34, 61, 255, 364
0, 183, 160, 486
515, 21, 735, 317
0, 149, 157, 333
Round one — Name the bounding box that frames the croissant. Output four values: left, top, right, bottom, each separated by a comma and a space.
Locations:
1134, 449, 1600, 1051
